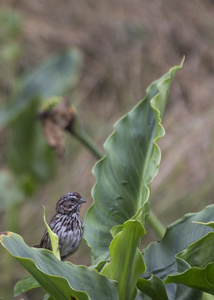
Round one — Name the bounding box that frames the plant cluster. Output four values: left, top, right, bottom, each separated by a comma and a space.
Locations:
1, 57, 214, 300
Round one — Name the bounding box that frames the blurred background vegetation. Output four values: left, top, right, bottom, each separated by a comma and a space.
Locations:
0, 1, 214, 299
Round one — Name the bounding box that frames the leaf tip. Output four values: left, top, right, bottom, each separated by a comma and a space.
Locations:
0, 231, 10, 241
181, 55, 185, 66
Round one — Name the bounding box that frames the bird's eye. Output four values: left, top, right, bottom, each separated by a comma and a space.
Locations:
71, 196, 78, 202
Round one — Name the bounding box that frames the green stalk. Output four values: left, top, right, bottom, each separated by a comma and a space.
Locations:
147, 210, 165, 239
72, 124, 103, 159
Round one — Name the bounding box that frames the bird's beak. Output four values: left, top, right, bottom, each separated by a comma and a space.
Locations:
79, 198, 86, 204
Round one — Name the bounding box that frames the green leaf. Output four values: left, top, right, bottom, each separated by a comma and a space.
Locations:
14, 276, 40, 297
0, 49, 82, 128
0, 10, 22, 38
0, 169, 24, 211
43, 294, 53, 300
8, 98, 56, 186
192, 221, 214, 230
165, 231, 214, 295
84, 59, 184, 262
43, 206, 60, 260
102, 220, 146, 300
0, 232, 119, 300
141, 205, 214, 300
4, 50, 82, 186
137, 275, 168, 300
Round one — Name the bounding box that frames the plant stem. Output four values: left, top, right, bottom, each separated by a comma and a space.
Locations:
73, 126, 104, 159
147, 210, 166, 239
67, 121, 103, 159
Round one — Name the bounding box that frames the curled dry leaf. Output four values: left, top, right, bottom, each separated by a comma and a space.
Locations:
39, 98, 77, 156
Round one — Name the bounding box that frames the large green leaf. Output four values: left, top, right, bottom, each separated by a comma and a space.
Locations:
137, 275, 168, 300
8, 98, 56, 187
84, 59, 184, 261
14, 276, 40, 297
102, 220, 146, 300
141, 205, 214, 300
4, 50, 82, 186
165, 228, 214, 295
0, 232, 119, 300
0, 49, 82, 128
0, 169, 24, 211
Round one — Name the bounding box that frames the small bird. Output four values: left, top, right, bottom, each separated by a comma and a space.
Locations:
38, 192, 86, 260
